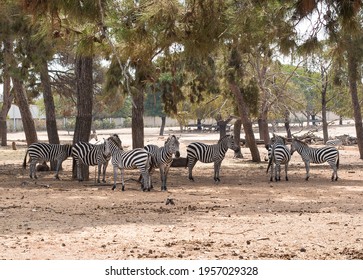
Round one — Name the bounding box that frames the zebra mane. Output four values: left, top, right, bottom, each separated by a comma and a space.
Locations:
218, 135, 231, 143
108, 134, 123, 149
165, 134, 179, 145
293, 138, 308, 146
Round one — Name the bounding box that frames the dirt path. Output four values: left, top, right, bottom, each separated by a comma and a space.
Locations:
0, 129, 362, 260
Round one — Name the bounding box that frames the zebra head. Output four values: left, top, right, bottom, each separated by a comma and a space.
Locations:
103, 138, 111, 159
290, 138, 304, 155
220, 135, 239, 152
165, 135, 180, 158
271, 133, 286, 145
108, 134, 123, 150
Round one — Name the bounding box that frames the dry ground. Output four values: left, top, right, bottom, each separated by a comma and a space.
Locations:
0, 127, 362, 260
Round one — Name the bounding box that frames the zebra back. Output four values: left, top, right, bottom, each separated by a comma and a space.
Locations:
291, 138, 339, 164
187, 134, 237, 163
24, 143, 73, 167
72, 140, 111, 167
109, 134, 150, 170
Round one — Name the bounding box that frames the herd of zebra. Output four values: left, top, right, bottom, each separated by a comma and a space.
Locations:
22, 132, 340, 191
266, 134, 340, 182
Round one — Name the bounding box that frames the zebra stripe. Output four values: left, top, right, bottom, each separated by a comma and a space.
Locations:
72, 139, 111, 183
144, 135, 180, 191
266, 134, 291, 181
187, 135, 238, 182
108, 134, 151, 191
291, 138, 339, 181
23, 143, 73, 180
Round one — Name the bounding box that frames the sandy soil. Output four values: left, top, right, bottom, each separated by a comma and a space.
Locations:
0, 127, 362, 260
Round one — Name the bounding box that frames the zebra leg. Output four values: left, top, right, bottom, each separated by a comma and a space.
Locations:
160, 165, 170, 191
329, 163, 338, 181
285, 162, 289, 181
29, 160, 37, 179
102, 162, 108, 183
304, 160, 310, 181
96, 163, 102, 184
270, 162, 274, 181
187, 157, 198, 181
147, 167, 155, 189
214, 161, 222, 182
141, 169, 150, 191
120, 168, 125, 191
112, 165, 118, 190
76, 161, 83, 182
275, 162, 281, 181
54, 160, 62, 180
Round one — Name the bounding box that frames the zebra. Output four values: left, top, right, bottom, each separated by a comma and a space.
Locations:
72, 138, 111, 183
325, 139, 343, 149
265, 134, 291, 182
23, 143, 73, 180
290, 138, 339, 181
144, 135, 180, 191
187, 134, 239, 182
108, 134, 151, 191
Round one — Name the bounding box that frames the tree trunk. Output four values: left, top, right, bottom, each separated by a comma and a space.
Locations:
321, 72, 328, 143
216, 115, 232, 139
258, 109, 269, 144
12, 77, 38, 145
197, 118, 202, 131
233, 118, 243, 158
40, 60, 60, 170
284, 109, 292, 139
230, 82, 260, 162
228, 47, 260, 162
347, 47, 363, 159
159, 115, 166, 136
72, 55, 94, 180
131, 64, 147, 149
0, 39, 13, 146
132, 89, 144, 148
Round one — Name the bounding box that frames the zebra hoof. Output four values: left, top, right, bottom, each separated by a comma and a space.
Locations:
111, 185, 116, 191
286, 177, 289, 181
189, 177, 194, 182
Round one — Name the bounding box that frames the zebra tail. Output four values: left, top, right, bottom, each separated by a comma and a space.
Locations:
23, 149, 29, 169
337, 152, 340, 169
147, 153, 153, 172
266, 148, 274, 173
148, 153, 156, 173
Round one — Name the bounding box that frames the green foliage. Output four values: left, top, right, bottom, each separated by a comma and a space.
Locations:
241, 79, 260, 117
93, 119, 116, 130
